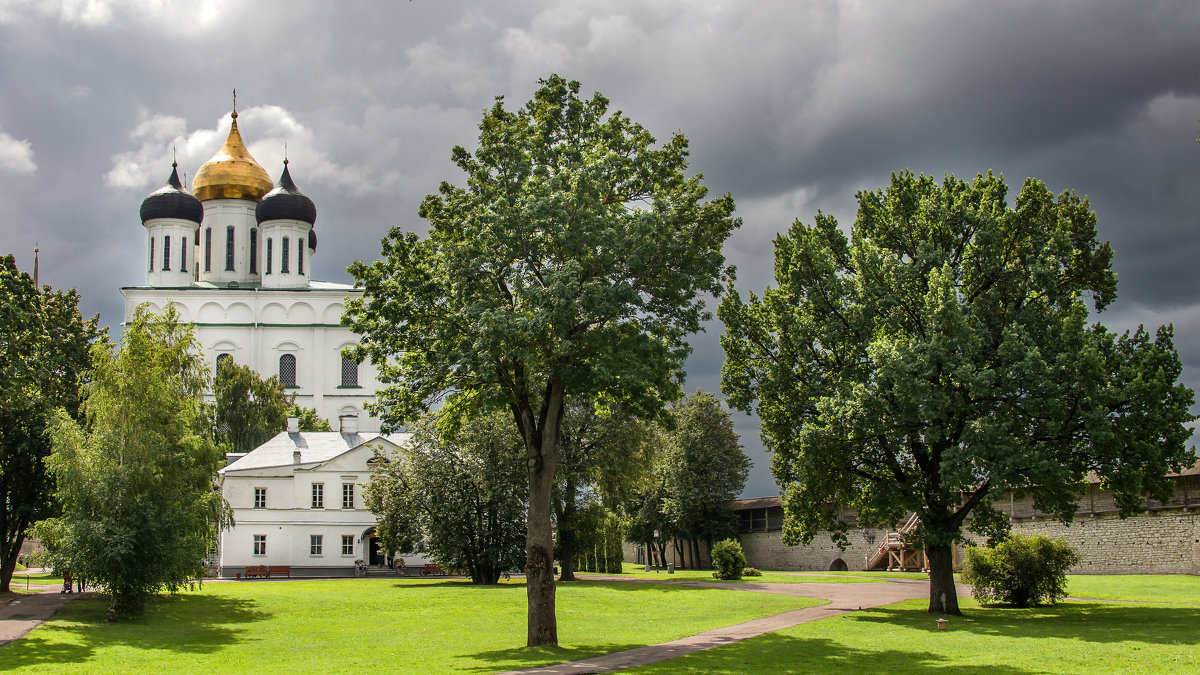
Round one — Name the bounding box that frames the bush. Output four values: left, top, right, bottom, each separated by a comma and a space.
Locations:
711, 538, 746, 580
742, 567, 762, 577
962, 533, 1080, 607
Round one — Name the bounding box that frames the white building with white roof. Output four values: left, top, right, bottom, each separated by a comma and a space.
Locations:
217, 418, 427, 577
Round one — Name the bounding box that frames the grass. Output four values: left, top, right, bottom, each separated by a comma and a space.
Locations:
581, 562, 885, 584
1064, 574, 1200, 604
0, 577, 823, 673
627, 597, 1200, 674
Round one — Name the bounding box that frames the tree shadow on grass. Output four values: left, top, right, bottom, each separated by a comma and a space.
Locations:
0, 592, 269, 669
851, 602, 1200, 647
459, 642, 651, 673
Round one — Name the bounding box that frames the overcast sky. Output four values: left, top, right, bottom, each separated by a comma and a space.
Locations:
2, 1, 1199, 497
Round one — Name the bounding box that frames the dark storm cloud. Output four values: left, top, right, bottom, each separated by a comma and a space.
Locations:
2, 1, 1198, 498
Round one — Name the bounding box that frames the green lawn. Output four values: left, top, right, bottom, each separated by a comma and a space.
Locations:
1065, 574, 1200, 604
627, 597, 1200, 674
0, 578, 822, 673
582, 562, 884, 584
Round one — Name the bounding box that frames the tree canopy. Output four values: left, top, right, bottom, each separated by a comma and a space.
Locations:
364, 410, 526, 584
211, 359, 330, 454
719, 171, 1196, 615
35, 304, 230, 619
0, 254, 103, 592
345, 75, 739, 645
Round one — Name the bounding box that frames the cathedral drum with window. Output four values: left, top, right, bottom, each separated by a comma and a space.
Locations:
121, 108, 381, 431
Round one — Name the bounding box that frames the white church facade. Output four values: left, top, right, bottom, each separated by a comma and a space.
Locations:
121, 108, 382, 433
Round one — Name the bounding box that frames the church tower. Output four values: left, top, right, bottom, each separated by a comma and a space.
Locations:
123, 103, 378, 433
191, 110, 273, 287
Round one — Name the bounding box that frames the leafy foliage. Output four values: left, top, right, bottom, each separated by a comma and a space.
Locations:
659, 391, 749, 564
573, 502, 625, 574
742, 567, 762, 577
962, 533, 1081, 607
0, 254, 103, 592
364, 410, 526, 584
719, 171, 1196, 614
710, 538, 747, 580
345, 75, 739, 644
211, 360, 329, 453
34, 304, 231, 619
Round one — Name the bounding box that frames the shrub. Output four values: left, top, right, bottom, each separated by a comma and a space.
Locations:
961, 533, 1080, 607
711, 538, 747, 580
742, 567, 762, 577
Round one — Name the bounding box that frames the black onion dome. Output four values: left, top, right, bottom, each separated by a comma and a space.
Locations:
308, 228, 317, 251
140, 164, 203, 224
255, 161, 316, 225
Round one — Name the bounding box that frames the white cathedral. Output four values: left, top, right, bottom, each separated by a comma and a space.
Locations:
121, 109, 381, 433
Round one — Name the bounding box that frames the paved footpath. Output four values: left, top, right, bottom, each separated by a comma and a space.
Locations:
499, 576, 968, 675
0, 585, 83, 646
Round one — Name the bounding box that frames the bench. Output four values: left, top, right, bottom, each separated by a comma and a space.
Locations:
244, 565, 269, 579
268, 565, 291, 578
422, 564, 447, 576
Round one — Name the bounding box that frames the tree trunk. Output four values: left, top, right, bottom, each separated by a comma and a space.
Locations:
523, 378, 564, 647
926, 544, 961, 615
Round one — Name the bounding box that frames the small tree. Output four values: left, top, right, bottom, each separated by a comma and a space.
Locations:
659, 391, 749, 568
364, 410, 526, 584
35, 304, 230, 619
962, 533, 1080, 607
711, 538, 746, 580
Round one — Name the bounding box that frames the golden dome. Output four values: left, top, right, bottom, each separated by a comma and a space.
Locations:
191, 112, 273, 202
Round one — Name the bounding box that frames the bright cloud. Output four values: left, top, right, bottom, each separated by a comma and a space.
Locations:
0, 127, 36, 174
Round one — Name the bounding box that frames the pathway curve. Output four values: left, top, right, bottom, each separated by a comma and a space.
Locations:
499, 575, 965, 675
0, 585, 82, 646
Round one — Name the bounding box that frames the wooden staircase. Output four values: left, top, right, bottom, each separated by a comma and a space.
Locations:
863, 513, 928, 572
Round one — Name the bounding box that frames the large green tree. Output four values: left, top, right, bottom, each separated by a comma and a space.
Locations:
0, 255, 103, 592
364, 409, 527, 584
659, 390, 749, 568
345, 75, 739, 644
34, 304, 231, 619
719, 171, 1196, 615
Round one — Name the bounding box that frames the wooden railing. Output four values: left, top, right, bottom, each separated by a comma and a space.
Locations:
863, 512, 920, 570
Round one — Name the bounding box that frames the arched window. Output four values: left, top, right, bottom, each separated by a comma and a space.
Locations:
149, 236, 155, 272
340, 356, 358, 387
279, 353, 297, 388
225, 226, 235, 271
281, 237, 290, 273
162, 236, 171, 271
297, 237, 304, 275
215, 353, 232, 376
205, 228, 212, 272
181, 237, 188, 272
249, 228, 258, 273
266, 238, 273, 274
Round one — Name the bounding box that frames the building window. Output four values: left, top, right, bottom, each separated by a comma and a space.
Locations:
297, 238, 304, 275
253, 535, 266, 556
181, 237, 188, 272
342, 483, 355, 509
215, 353, 232, 376
266, 238, 273, 274
225, 226, 235, 271
249, 228, 258, 273
279, 353, 297, 388
162, 236, 171, 270
205, 228, 212, 272
340, 357, 358, 387
281, 237, 290, 274
310, 535, 323, 556
311, 482, 324, 509
149, 236, 155, 271
253, 487, 266, 509
342, 535, 354, 556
